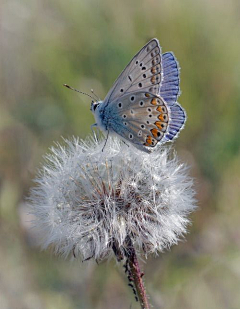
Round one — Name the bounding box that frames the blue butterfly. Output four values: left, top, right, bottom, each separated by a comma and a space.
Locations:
67, 38, 186, 153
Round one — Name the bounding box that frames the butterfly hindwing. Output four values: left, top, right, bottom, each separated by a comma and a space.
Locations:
161, 103, 186, 143
104, 39, 162, 103
104, 92, 170, 152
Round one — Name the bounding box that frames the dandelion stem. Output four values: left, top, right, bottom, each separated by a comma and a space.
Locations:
125, 237, 150, 309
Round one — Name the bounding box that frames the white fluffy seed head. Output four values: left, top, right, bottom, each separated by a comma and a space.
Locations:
29, 137, 196, 261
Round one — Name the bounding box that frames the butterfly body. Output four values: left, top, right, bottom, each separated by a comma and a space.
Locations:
90, 38, 186, 152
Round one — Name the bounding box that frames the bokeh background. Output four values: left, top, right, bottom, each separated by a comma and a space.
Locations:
1, 0, 240, 308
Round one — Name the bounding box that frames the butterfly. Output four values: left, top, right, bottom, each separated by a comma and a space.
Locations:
68, 38, 186, 153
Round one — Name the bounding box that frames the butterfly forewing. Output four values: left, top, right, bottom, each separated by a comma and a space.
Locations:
160, 52, 180, 104
104, 39, 162, 103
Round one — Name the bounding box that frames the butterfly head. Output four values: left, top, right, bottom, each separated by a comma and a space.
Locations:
90, 100, 107, 132
90, 101, 102, 118
90, 100, 101, 114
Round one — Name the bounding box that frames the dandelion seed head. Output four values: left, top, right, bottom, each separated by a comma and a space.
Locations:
29, 137, 196, 261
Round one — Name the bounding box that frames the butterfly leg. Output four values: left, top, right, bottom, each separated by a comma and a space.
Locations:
121, 139, 129, 148
91, 123, 100, 142
102, 130, 109, 152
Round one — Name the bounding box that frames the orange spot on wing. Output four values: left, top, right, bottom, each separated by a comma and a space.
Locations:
156, 106, 163, 113
145, 135, 157, 147
155, 121, 167, 132
151, 98, 157, 105
158, 114, 168, 122
151, 128, 159, 138
151, 97, 163, 106
145, 93, 151, 98
146, 135, 152, 144
151, 67, 156, 74
157, 106, 167, 113
155, 121, 162, 129
151, 76, 156, 84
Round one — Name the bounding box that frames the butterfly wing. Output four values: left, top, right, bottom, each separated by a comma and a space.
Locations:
104, 91, 186, 152
160, 52, 180, 105
103, 38, 162, 104
159, 52, 186, 143
103, 92, 169, 152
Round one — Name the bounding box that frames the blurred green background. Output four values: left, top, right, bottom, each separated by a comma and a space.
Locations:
1, 0, 240, 308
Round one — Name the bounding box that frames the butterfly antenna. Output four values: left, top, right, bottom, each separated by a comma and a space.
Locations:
63, 84, 96, 101
91, 88, 100, 101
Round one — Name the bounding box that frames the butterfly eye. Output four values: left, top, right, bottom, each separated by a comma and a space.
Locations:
91, 101, 99, 112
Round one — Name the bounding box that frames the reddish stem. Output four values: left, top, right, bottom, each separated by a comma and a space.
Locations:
125, 237, 150, 309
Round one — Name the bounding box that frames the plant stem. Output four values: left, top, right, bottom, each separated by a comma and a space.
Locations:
125, 237, 150, 309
